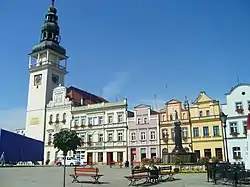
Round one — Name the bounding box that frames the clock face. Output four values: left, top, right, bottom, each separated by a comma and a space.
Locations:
52, 74, 59, 84
34, 74, 42, 86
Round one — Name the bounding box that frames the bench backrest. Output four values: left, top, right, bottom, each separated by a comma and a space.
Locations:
132, 169, 149, 175
75, 167, 99, 173
160, 166, 172, 171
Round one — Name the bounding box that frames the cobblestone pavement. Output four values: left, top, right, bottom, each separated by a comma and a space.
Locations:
0, 166, 225, 187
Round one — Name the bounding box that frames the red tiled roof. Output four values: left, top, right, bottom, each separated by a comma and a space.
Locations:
67, 86, 108, 105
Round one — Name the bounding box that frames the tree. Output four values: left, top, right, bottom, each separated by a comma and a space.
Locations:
53, 129, 82, 187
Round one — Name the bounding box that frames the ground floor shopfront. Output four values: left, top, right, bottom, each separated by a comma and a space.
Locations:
74, 148, 127, 164
128, 145, 159, 163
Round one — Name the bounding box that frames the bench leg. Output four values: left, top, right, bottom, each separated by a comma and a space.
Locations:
71, 176, 79, 183
92, 176, 101, 184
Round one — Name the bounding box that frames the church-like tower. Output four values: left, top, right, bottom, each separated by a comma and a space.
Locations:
25, 0, 68, 141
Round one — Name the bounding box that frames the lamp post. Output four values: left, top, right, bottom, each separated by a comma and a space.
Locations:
220, 111, 229, 163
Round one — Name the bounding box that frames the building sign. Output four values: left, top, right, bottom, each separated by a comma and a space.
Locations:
30, 117, 39, 125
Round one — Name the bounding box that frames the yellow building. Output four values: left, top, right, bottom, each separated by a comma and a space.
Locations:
159, 99, 191, 160
190, 91, 224, 160
159, 91, 224, 161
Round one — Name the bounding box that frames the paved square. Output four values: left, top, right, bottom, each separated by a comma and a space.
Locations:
0, 166, 224, 187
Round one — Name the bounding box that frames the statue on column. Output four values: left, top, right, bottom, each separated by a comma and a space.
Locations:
175, 110, 179, 121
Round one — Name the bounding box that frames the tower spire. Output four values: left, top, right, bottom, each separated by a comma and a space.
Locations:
52, 0, 55, 7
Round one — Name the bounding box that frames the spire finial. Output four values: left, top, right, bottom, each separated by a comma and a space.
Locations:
52, 0, 55, 7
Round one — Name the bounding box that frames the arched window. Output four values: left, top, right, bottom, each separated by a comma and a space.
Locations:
62, 113, 66, 123
56, 114, 59, 123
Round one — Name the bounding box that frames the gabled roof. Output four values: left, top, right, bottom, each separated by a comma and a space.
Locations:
225, 83, 250, 95
193, 91, 214, 104
166, 99, 181, 104
67, 86, 108, 105
134, 104, 151, 109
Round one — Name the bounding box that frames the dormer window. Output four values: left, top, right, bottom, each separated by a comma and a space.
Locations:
144, 118, 147, 124
235, 102, 243, 110
206, 110, 210, 116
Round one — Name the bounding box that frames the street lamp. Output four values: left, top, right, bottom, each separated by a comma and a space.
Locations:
220, 111, 229, 163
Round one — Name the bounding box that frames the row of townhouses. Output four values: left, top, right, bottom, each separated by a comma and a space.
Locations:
17, 2, 250, 165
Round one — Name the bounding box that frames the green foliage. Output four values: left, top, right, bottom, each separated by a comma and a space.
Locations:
53, 129, 81, 156
211, 157, 219, 163
133, 165, 140, 170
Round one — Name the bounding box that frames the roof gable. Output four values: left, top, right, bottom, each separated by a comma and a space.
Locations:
167, 99, 181, 104
193, 91, 214, 104
134, 104, 151, 109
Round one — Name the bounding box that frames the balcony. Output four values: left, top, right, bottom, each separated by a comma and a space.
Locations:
81, 141, 127, 150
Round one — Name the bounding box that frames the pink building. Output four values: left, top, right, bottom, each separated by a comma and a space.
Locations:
128, 104, 160, 163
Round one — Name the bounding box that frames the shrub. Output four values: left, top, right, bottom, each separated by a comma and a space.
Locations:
133, 165, 140, 170
174, 168, 180, 173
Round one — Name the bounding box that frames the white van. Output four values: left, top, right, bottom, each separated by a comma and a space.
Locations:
55, 156, 80, 166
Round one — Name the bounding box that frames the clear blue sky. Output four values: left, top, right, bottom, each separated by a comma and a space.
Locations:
0, 0, 250, 130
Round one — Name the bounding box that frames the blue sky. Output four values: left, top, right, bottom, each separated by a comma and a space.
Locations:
0, 0, 250, 130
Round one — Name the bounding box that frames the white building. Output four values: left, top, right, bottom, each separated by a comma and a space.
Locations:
221, 84, 250, 163
71, 99, 128, 164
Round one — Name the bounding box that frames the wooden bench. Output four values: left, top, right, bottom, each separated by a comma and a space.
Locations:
109, 161, 123, 168
124, 169, 149, 186
70, 167, 103, 183
159, 166, 176, 181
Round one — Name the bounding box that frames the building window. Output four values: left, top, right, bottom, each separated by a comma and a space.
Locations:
74, 118, 79, 125
232, 147, 241, 159
81, 134, 85, 143
206, 110, 210, 116
98, 116, 104, 124
140, 132, 146, 140
182, 113, 186, 119
235, 102, 243, 110
108, 132, 113, 141
140, 148, 146, 160
162, 114, 166, 121
98, 134, 103, 142
199, 111, 203, 117
213, 125, 220, 136
98, 152, 103, 162
88, 117, 93, 125
150, 131, 156, 140
144, 118, 147, 124
215, 148, 223, 160
150, 148, 156, 158
193, 127, 199, 137
171, 128, 175, 139
56, 114, 59, 122
182, 127, 188, 138
229, 122, 238, 133
117, 113, 123, 123
93, 117, 98, 125
131, 132, 136, 141
81, 117, 86, 125
49, 114, 53, 123
118, 132, 123, 141
170, 115, 173, 121
108, 115, 113, 124
203, 126, 209, 137
48, 133, 52, 142
46, 151, 50, 160
204, 149, 211, 158
117, 152, 123, 162
137, 118, 141, 124
243, 121, 247, 135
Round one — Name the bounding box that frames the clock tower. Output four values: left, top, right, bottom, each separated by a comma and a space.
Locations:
25, 0, 68, 141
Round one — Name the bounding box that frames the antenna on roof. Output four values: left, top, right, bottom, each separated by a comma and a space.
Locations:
236, 73, 241, 84
154, 94, 158, 110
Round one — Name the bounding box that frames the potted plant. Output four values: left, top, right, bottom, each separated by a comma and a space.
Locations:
162, 137, 168, 142
236, 108, 244, 114
231, 131, 239, 137
62, 119, 66, 124
88, 124, 92, 127
73, 124, 78, 129
55, 119, 59, 124
49, 121, 53, 125
80, 124, 85, 128
211, 156, 219, 163
182, 136, 188, 141
48, 140, 52, 145
234, 155, 242, 161
87, 141, 92, 146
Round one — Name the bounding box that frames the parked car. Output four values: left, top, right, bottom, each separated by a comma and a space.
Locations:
55, 156, 80, 166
